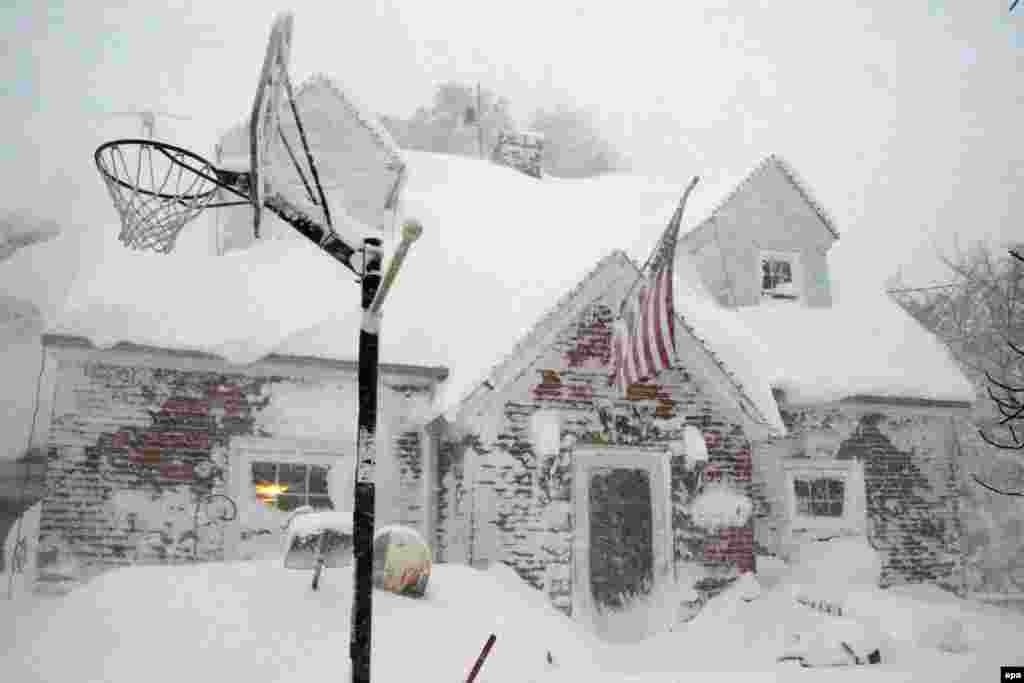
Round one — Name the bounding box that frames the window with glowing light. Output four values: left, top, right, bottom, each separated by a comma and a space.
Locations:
251, 461, 333, 512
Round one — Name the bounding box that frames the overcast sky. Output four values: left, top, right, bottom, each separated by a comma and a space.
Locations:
2, 0, 1021, 294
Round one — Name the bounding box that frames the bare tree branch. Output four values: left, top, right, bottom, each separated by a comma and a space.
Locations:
971, 473, 1024, 496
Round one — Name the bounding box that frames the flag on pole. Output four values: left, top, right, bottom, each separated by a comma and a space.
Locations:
609, 177, 700, 397
609, 249, 677, 396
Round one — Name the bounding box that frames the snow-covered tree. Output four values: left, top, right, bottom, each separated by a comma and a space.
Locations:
527, 106, 628, 178
381, 82, 514, 158
891, 243, 1024, 495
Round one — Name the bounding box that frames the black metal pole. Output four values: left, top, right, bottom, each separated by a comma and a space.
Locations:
351, 237, 382, 683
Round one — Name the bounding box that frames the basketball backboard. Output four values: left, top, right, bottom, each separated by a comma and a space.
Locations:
218, 73, 407, 254
249, 12, 293, 240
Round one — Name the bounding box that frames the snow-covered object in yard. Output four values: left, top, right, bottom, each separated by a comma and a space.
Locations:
688, 483, 753, 531
287, 509, 353, 538
780, 616, 886, 667
735, 282, 976, 404
283, 510, 353, 571
373, 524, 431, 598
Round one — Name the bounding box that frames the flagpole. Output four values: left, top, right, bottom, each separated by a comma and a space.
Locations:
620, 175, 701, 317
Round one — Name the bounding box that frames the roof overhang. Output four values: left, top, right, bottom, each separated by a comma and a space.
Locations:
42, 334, 450, 382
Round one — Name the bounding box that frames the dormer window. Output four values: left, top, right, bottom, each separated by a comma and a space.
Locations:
761, 250, 801, 301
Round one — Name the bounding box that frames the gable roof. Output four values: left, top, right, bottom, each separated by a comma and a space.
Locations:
450, 250, 635, 422
450, 246, 785, 436
681, 154, 840, 243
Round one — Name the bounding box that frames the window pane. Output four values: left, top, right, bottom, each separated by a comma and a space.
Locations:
828, 501, 844, 517
827, 478, 845, 500
310, 465, 330, 495
251, 462, 279, 508
796, 499, 812, 516
276, 494, 305, 512
810, 478, 828, 500
252, 462, 276, 486
811, 500, 829, 516
308, 495, 334, 510
793, 479, 809, 498
279, 463, 307, 496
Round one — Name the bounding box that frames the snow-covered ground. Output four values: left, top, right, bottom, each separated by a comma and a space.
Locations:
3, 547, 1022, 682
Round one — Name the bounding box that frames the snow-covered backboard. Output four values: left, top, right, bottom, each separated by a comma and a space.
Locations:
217, 74, 407, 254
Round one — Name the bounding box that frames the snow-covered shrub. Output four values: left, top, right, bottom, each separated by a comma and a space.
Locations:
688, 484, 753, 531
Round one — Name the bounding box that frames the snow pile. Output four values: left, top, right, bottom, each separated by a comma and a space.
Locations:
55, 237, 354, 365
688, 483, 753, 531
786, 534, 882, 591
735, 283, 976, 404
1, 560, 604, 683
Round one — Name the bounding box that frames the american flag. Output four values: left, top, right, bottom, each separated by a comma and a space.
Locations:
609, 177, 699, 397
609, 255, 676, 396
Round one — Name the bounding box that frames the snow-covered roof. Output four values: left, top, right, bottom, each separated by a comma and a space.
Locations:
734, 282, 976, 405
11, 149, 971, 424
38, 150, 687, 408
681, 154, 840, 242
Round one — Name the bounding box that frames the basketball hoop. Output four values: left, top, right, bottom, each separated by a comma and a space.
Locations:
94, 139, 249, 254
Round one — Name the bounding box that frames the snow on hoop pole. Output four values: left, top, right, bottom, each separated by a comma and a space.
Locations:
369, 219, 423, 316
350, 222, 423, 683
351, 236, 382, 683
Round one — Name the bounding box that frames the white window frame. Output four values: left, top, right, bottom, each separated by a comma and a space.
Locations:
760, 249, 803, 301
226, 437, 351, 559
572, 447, 673, 637
782, 458, 864, 536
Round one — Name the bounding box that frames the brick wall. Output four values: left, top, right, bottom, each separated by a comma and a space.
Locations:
35, 350, 432, 594
752, 404, 965, 593
438, 294, 755, 617
39, 358, 277, 593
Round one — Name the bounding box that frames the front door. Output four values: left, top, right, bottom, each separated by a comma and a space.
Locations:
573, 448, 672, 642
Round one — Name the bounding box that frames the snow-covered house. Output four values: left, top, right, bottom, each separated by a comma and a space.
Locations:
427, 154, 976, 640
3, 150, 974, 630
